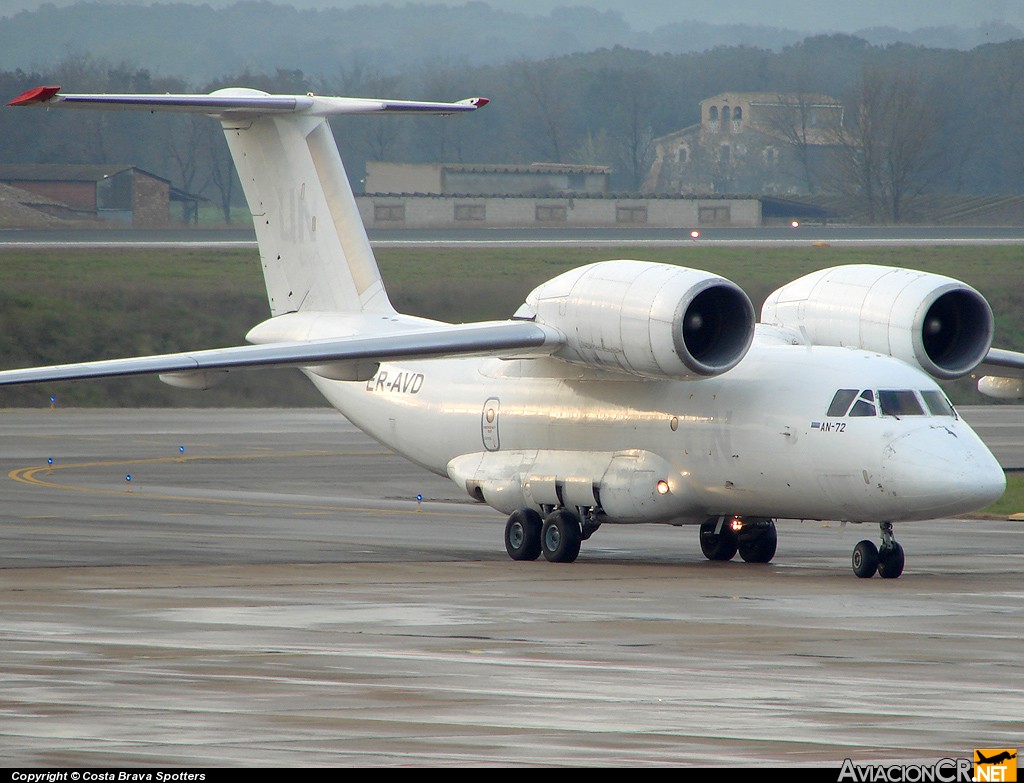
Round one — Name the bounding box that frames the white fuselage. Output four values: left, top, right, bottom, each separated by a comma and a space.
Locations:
308, 328, 1006, 525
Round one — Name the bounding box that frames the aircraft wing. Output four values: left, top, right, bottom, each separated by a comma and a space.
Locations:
7, 86, 488, 117
978, 347, 1024, 377
0, 321, 561, 387
972, 347, 1024, 399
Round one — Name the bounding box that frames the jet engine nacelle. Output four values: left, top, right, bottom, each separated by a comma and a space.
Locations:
519, 260, 755, 380
761, 264, 994, 380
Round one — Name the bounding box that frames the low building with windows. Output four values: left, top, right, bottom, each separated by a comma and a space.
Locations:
359, 159, 763, 228
357, 193, 762, 229
644, 92, 844, 196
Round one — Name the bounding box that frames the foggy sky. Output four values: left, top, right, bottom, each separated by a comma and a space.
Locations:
5, 0, 1024, 33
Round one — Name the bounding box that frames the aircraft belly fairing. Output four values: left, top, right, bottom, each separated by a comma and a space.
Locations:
447, 448, 699, 524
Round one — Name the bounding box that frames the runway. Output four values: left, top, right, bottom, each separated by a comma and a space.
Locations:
2, 225, 1024, 249
1, 407, 1022, 766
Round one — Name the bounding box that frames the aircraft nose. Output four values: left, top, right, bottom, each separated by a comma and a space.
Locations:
881, 424, 1005, 518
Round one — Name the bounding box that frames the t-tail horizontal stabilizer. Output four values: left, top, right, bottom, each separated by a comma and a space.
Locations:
7, 86, 489, 117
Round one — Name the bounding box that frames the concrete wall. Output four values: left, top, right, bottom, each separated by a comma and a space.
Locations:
357, 196, 761, 229
365, 162, 443, 195
441, 170, 609, 196
364, 162, 610, 197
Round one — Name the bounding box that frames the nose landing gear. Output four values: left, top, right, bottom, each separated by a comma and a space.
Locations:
852, 522, 905, 579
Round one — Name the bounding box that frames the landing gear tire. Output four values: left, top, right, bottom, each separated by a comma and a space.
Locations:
852, 539, 880, 578
852, 522, 905, 579
699, 518, 738, 561
737, 519, 777, 563
505, 508, 542, 561
877, 542, 905, 579
541, 509, 582, 563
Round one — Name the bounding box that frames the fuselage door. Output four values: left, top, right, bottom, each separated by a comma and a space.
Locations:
482, 397, 500, 451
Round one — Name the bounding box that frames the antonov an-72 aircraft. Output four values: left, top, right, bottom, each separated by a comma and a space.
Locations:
5, 85, 1024, 578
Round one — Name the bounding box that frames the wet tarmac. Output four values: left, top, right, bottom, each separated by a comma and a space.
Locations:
0, 408, 1021, 766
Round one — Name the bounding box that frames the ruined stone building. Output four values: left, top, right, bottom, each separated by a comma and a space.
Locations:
643, 92, 844, 196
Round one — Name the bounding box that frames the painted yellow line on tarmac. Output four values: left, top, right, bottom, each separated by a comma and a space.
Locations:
9, 450, 368, 489
7, 451, 487, 519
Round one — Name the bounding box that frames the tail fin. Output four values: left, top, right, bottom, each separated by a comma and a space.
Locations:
9, 87, 487, 316
220, 97, 388, 314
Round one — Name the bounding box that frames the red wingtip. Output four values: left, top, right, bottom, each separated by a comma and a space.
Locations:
8, 85, 62, 107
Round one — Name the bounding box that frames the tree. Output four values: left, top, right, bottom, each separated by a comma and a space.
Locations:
575, 66, 659, 191
828, 67, 948, 222
164, 115, 213, 223
760, 93, 837, 193
415, 65, 474, 164
610, 70, 658, 192
332, 63, 405, 163
512, 60, 573, 163
202, 131, 236, 224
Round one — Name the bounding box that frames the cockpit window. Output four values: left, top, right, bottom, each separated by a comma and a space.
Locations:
827, 388, 951, 418
827, 388, 877, 417
878, 390, 925, 416
827, 389, 858, 417
922, 390, 956, 417
849, 390, 876, 417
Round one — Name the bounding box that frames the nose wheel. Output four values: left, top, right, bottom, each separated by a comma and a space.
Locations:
852, 522, 905, 579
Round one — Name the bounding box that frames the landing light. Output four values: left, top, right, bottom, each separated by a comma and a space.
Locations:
690, 230, 700, 239
791, 221, 800, 228
656, 480, 670, 495
729, 516, 743, 532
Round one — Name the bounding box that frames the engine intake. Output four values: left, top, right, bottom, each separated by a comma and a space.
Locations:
521, 260, 755, 380
761, 265, 993, 380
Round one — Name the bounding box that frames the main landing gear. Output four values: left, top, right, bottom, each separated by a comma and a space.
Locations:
505, 509, 780, 565
852, 521, 905, 579
699, 516, 778, 564
504, 507, 600, 563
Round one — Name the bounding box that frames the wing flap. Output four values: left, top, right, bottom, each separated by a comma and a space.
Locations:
0, 322, 561, 387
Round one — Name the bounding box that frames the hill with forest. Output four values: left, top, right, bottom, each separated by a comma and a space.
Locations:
1, 2, 1021, 84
